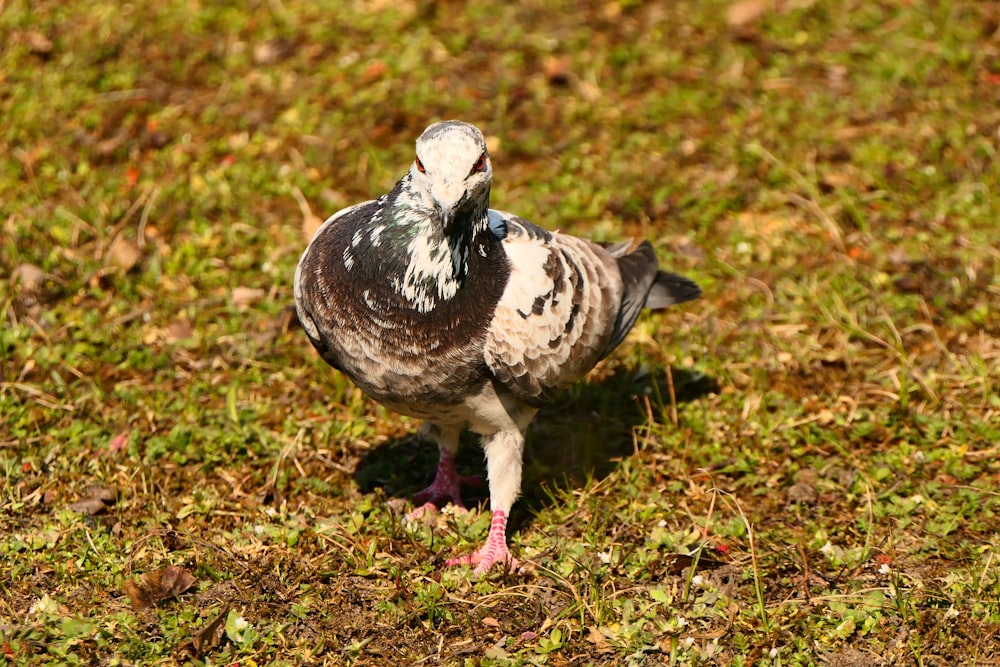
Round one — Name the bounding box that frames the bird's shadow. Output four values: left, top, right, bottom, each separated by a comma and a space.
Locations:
353, 366, 718, 532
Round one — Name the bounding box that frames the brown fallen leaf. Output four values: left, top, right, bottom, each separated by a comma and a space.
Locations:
786, 480, 818, 504
68, 485, 118, 515
83, 485, 118, 503
177, 605, 230, 659
145, 320, 195, 345
362, 59, 389, 82
727, 0, 772, 32
25, 30, 54, 56
123, 565, 197, 610
231, 286, 265, 310
12, 263, 46, 294
586, 625, 615, 654
253, 37, 294, 65
107, 235, 142, 272
542, 55, 572, 86
69, 497, 110, 515
662, 552, 726, 575
294, 187, 324, 241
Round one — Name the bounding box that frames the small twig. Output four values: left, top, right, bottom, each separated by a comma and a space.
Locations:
977, 548, 996, 597
862, 481, 876, 561
723, 490, 770, 633
268, 427, 306, 489
798, 542, 812, 604
665, 366, 678, 427
137, 186, 160, 249
102, 188, 151, 259
0, 382, 74, 411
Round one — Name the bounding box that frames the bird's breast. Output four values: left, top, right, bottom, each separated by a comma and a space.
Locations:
296, 220, 510, 412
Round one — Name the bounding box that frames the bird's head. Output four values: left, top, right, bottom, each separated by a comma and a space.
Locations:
411, 121, 492, 235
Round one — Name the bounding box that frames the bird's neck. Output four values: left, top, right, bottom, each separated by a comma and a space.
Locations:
382, 181, 493, 314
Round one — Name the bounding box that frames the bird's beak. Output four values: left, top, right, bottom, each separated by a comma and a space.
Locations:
432, 183, 464, 235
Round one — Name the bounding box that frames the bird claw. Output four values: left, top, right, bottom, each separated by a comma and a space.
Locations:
444, 509, 518, 576
446, 545, 520, 576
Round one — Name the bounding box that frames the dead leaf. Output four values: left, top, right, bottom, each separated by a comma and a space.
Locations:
727, 0, 771, 32
25, 30, 54, 56
96, 130, 129, 157
177, 606, 230, 658
482, 616, 501, 628
144, 320, 194, 345
69, 497, 110, 515
170, 320, 195, 342
662, 552, 726, 575
68, 485, 118, 514
83, 485, 118, 503
108, 236, 142, 272
586, 625, 615, 654
820, 166, 867, 192
12, 263, 46, 294
542, 55, 572, 86
231, 286, 265, 310
887, 246, 911, 266
123, 566, 197, 610
294, 187, 324, 241
253, 38, 294, 65
362, 60, 389, 82
786, 481, 818, 504
385, 497, 409, 517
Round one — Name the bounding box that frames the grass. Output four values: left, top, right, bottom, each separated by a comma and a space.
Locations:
2, 0, 999, 664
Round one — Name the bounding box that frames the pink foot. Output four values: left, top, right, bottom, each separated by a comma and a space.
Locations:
446, 510, 519, 576
409, 451, 481, 511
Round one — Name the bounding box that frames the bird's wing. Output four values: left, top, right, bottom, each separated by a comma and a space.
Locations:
483, 211, 631, 405
294, 198, 383, 368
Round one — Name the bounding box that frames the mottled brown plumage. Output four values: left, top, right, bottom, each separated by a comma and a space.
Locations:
294, 121, 700, 574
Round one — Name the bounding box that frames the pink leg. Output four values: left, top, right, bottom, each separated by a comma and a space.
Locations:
445, 510, 519, 575
408, 450, 482, 519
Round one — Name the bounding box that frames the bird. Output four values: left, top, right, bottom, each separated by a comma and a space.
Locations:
294, 121, 701, 575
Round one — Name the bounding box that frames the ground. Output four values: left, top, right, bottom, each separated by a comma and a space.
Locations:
2, 0, 999, 665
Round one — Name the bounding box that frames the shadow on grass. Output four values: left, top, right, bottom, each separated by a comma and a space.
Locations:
353, 366, 717, 531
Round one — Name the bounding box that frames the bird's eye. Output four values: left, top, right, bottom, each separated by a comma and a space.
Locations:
415, 156, 426, 173
471, 152, 487, 174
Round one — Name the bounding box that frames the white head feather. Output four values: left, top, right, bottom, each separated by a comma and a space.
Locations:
410, 121, 492, 232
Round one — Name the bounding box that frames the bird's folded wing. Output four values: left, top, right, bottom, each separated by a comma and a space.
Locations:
483, 212, 623, 405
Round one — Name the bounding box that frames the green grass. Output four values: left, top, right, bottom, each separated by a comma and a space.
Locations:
2, 0, 1000, 664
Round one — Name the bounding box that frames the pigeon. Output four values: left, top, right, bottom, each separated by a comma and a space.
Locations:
294, 121, 700, 575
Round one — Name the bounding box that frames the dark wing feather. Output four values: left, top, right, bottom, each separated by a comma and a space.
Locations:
645, 271, 702, 309
602, 240, 659, 355
603, 241, 702, 354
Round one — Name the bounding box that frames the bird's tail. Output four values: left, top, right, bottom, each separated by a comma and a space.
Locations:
644, 270, 701, 309
604, 240, 700, 354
